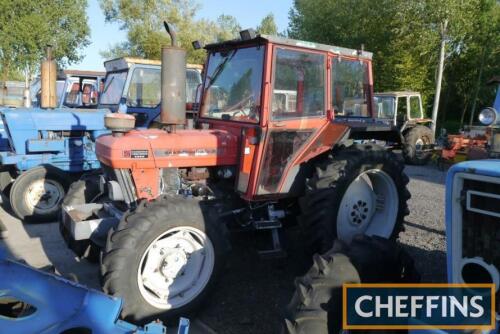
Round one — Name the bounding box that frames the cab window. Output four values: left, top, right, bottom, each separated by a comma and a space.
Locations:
272, 48, 325, 119
409, 96, 422, 119
397, 96, 407, 123
127, 68, 161, 108
332, 57, 369, 117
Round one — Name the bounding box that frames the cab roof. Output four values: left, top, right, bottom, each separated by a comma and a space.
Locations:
104, 57, 203, 72
204, 34, 373, 60
58, 70, 106, 80
375, 91, 421, 98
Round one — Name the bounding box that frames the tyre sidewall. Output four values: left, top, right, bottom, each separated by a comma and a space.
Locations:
102, 198, 227, 324
403, 126, 433, 165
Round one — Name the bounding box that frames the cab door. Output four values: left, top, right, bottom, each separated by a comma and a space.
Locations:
251, 46, 329, 197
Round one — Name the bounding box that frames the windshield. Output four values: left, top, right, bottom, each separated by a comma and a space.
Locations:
100, 71, 127, 105
374, 96, 395, 119
201, 46, 264, 123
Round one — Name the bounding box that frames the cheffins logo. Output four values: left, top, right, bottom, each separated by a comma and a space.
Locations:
343, 284, 495, 330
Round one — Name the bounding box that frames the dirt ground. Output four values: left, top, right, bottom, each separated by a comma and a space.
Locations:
0, 163, 447, 334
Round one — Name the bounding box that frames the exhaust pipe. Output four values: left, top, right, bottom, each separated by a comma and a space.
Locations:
40, 46, 57, 109
160, 22, 186, 127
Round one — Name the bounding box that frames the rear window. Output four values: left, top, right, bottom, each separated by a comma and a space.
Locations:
332, 58, 370, 117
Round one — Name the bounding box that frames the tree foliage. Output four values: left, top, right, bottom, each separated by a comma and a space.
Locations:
99, 0, 243, 64
257, 13, 278, 35
0, 0, 90, 81
289, 0, 499, 128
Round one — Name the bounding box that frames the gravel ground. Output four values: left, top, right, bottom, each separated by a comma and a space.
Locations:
199, 163, 448, 333
0, 163, 448, 334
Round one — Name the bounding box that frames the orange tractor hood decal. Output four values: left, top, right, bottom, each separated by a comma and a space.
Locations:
96, 129, 239, 169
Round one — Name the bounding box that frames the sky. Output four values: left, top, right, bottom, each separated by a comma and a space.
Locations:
75, 0, 293, 71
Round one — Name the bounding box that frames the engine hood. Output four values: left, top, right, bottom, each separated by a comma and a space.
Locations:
96, 128, 239, 169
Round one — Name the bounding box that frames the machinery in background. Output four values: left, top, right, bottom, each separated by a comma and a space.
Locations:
0, 249, 189, 334
374, 91, 434, 165
30, 70, 105, 109
101, 57, 202, 128
0, 81, 25, 107
0, 48, 202, 222
439, 77, 500, 166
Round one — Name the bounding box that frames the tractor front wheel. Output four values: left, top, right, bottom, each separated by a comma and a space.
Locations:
101, 195, 229, 324
300, 144, 410, 254
10, 166, 69, 222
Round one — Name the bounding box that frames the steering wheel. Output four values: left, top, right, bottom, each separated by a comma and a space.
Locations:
225, 95, 254, 118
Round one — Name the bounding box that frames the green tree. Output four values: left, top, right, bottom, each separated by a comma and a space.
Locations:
288, 0, 499, 128
99, 0, 241, 64
0, 0, 90, 81
257, 13, 278, 35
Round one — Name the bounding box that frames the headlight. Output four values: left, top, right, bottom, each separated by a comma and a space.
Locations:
478, 107, 497, 126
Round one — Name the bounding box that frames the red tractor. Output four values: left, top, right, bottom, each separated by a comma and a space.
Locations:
60, 24, 410, 324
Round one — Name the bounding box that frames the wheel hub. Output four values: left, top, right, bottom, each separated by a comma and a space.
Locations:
349, 200, 371, 226
25, 179, 63, 212
337, 169, 398, 243
160, 248, 188, 279
138, 226, 215, 310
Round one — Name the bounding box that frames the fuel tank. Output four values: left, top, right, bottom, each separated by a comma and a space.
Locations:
96, 128, 239, 169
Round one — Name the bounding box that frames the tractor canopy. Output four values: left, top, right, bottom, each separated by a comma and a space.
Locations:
199, 34, 374, 127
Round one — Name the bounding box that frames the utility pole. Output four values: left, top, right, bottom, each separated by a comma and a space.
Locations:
431, 19, 448, 136
468, 46, 487, 126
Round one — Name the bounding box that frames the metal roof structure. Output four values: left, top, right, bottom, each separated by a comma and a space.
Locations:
104, 57, 203, 72
205, 34, 373, 60
375, 91, 421, 97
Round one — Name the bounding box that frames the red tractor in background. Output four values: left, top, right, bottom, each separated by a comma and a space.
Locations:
60, 23, 411, 324
439, 76, 500, 166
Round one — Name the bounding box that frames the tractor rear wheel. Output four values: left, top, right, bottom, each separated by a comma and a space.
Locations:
300, 144, 410, 254
10, 166, 70, 222
403, 125, 434, 165
284, 236, 419, 334
101, 195, 229, 324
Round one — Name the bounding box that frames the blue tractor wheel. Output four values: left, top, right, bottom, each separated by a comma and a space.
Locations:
9, 166, 70, 222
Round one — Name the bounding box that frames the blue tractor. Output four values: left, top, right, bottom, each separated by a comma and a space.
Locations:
0, 57, 202, 223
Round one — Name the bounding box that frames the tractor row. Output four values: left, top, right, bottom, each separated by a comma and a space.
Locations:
0, 52, 202, 222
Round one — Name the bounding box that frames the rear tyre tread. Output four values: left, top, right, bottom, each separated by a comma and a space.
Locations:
299, 144, 410, 254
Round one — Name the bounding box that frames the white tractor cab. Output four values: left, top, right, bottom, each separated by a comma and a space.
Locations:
31, 70, 105, 109
374, 91, 434, 165
99, 57, 203, 128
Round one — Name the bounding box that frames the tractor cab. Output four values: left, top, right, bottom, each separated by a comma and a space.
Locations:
100, 57, 202, 127
31, 70, 105, 109
374, 91, 427, 131
197, 33, 381, 198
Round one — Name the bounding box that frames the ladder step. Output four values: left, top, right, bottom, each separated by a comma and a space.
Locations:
253, 220, 282, 230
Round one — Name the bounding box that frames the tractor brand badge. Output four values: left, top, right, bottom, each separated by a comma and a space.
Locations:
130, 150, 149, 159
343, 283, 495, 330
